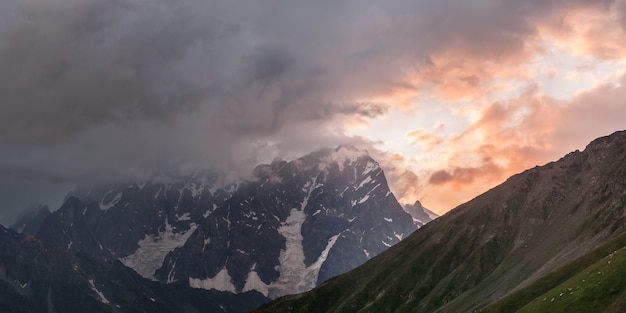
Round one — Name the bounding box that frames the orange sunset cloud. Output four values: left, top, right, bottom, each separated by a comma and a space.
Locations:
347, 1, 626, 215
402, 74, 626, 213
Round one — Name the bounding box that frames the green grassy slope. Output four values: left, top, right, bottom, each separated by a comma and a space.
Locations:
517, 248, 626, 313
479, 231, 626, 313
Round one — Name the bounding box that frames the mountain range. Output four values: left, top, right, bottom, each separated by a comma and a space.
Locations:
256, 130, 626, 313
11, 129, 624, 313
5, 146, 435, 311
0, 224, 267, 313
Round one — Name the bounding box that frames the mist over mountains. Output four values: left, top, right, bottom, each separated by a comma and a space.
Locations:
3, 146, 437, 312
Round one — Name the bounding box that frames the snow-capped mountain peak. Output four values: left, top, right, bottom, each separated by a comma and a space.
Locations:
27, 147, 430, 299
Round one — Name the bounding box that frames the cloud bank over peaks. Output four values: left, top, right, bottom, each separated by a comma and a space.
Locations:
0, 0, 394, 183
0, 0, 625, 219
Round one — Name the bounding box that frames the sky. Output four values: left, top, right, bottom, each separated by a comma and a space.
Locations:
1, 0, 626, 223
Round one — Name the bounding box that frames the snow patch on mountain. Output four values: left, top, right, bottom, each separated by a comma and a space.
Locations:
189, 268, 236, 293
186, 182, 205, 197
357, 176, 373, 189
176, 213, 191, 221
268, 208, 309, 298
412, 217, 424, 225
89, 279, 110, 304
394, 232, 403, 240
358, 194, 370, 204
362, 160, 380, 176
266, 177, 343, 298
121, 219, 197, 279
307, 233, 341, 274
243, 270, 270, 297
100, 192, 122, 210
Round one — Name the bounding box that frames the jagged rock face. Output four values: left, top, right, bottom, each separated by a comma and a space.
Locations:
0, 224, 267, 313
30, 147, 425, 299
156, 147, 417, 298
34, 173, 237, 279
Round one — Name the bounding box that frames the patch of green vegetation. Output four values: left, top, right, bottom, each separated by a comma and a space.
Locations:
478, 231, 626, 313
517, 247, 626, 313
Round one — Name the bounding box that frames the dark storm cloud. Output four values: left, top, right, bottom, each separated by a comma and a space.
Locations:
0, 0, 239, 144
0, 0, 620, 221
0, 0, 615, 145
429, 170, 453, 185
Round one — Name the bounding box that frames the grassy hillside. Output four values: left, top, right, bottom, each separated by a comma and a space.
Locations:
479, 231, 626, 313
518, 248, 626, 313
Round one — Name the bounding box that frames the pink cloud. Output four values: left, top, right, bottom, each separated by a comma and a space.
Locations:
405, 128, 444, 151
419, 74, 626, 213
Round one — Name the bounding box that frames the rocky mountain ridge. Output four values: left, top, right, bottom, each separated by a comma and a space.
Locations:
15, 146, 435, 300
